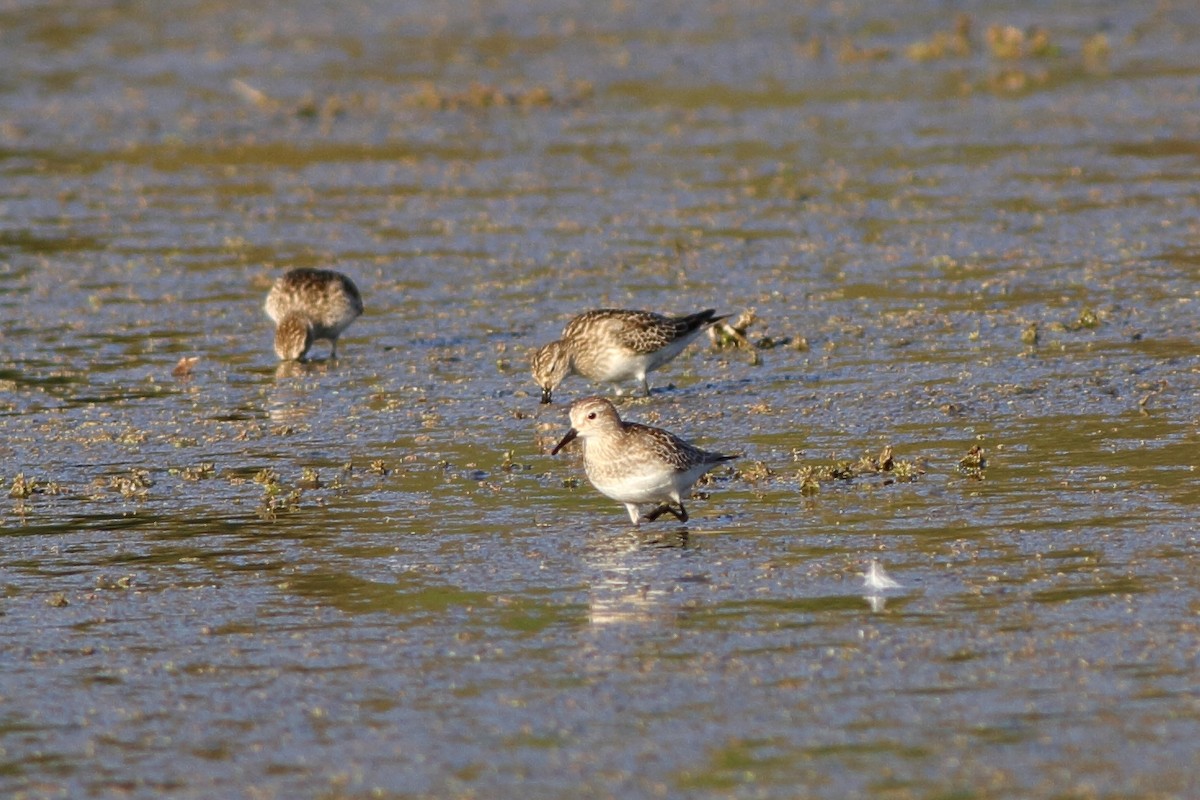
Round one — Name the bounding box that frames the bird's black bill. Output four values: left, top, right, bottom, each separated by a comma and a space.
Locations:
550, 428, 577, 455
540, 387, 552, 404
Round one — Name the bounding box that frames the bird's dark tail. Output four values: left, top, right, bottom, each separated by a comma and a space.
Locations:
677, 308, 729, 336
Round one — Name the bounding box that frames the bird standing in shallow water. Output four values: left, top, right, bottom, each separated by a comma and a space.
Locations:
264, 269, 363, 361
551, 396, 737, 525
531, 308, 726, 403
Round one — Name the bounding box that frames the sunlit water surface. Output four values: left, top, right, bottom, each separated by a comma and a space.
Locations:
2, 1, 1199, 797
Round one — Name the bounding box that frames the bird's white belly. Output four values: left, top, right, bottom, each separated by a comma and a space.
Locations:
584, 350, 651, 383
588, 464, 677, 504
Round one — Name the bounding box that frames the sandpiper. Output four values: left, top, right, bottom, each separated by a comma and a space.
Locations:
551, 396, 737, 525
531, 308, 726, 403
264, 268, 363, 361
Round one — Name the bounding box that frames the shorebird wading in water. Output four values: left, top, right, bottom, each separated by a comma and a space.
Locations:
551, 396, 737, 524
264, 268, 363, 361
531, 308, 726, 403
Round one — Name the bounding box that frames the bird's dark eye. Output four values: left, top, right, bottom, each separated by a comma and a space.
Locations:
587, 411, 597, 419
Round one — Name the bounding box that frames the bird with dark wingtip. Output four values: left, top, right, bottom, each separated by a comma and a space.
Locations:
531, 308, 726, 403
551, 396, 737, 525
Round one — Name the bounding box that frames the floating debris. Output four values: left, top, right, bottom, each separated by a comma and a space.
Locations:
958, 445, 987, 480
863, 560, 903, 591
1021, 321, 1039, 347
230, 78, 276, 110
9, 474, 63, 501
110, 469, 153, 499
405, 80, 593, 112
96, 574, 135, 591
797, 466, 821, 496
985, 25, 1057, 60
172, 356, 200, 378
10, 473, 41, 498
253, 468, 280, 487
257, 487, 303, 521
1065, 306, 1100, 331
1137, 381, 1167, 415
499, 450, 534, 474
797, 445, 925, 488
734, 460, 774, 484
708, 308, 761, 365
837, 38, 892, 63
890, 459, 923, 483
987, 66, 1049, 94
173, 462, 216, 482
708, 308, 757, 347
329, 462, 354, 490
907, 13, 973, 61
297, 468, 322, 489
857, 445, 925, 484
862, 560, 904, 613
294, 94, 345, 122
252, 468, 304, 520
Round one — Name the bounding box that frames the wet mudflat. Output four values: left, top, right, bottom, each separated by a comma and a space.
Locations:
2, 1, 1199, 797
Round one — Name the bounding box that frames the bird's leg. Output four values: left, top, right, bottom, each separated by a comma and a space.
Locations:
639, 374, 651, 397
669, 503, 688, 523
643, 503, 674, 523
624, 503, 642, 525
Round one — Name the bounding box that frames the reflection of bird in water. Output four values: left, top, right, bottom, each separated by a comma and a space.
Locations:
264, 269, 363, 361
273, 359, 329, 381
863, 560, 902, 591
584, 530, 689, 627
266, 373, 319, 424
532, 308, 726, 403
267, 361, 333, 422
862, 560, 903, 613
551, 396, 737, 525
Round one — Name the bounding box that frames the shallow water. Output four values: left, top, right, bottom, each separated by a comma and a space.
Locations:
2, 1, 1199, 797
